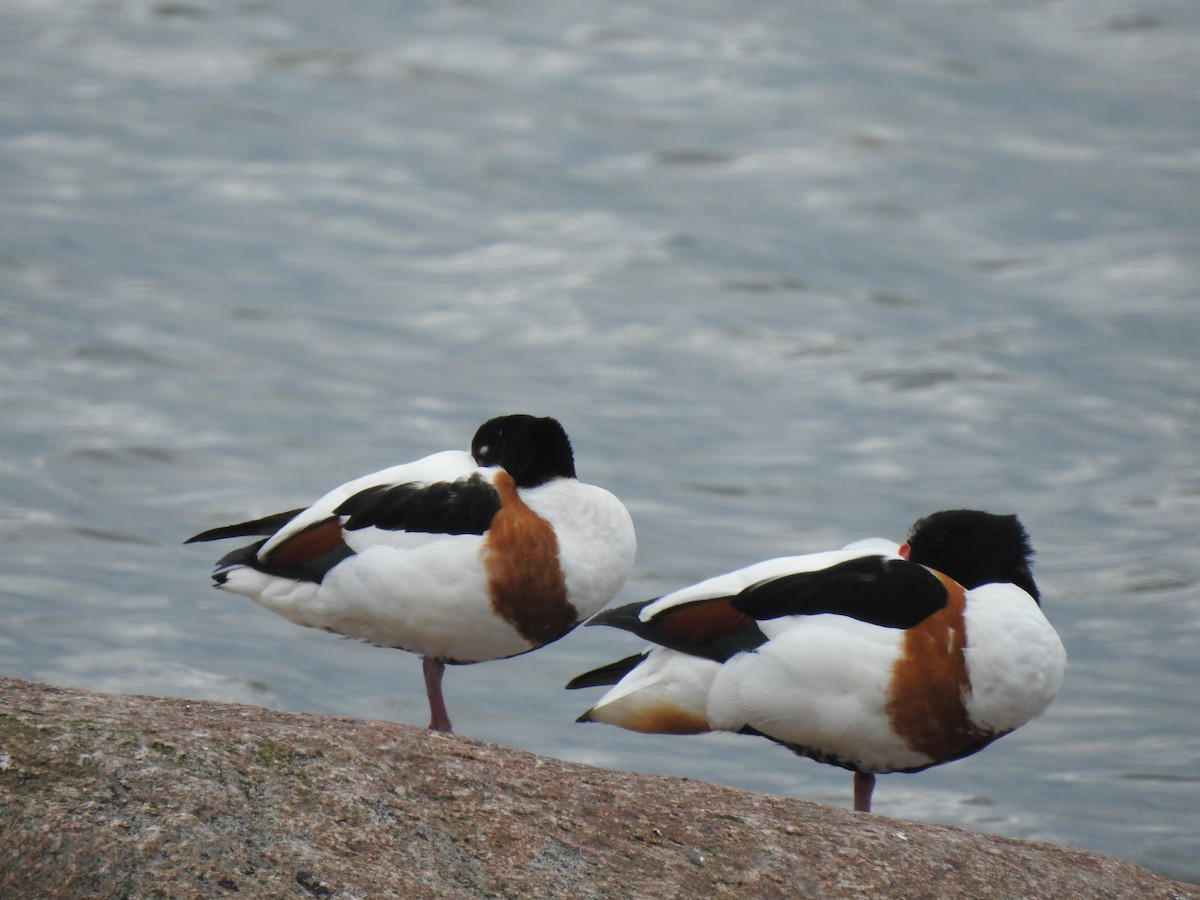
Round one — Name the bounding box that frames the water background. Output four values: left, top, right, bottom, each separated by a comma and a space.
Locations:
2, 0, 1198, 884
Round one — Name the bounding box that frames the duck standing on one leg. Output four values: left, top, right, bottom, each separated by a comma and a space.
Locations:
187, 414, 637, 734
568, 510, 1065, 813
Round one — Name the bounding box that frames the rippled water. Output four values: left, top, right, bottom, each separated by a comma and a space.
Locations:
2, 0, 1198, 885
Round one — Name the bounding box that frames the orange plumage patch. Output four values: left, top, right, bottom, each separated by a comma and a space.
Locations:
652, 599, 757, 646
266, 518, 346, 567
596, 702, 711, 736
886, 570, 993, 762
484, 472, 576, 646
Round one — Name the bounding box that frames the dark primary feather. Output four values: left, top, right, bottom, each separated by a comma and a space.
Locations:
585, 600, 650, 633
732, 555, 949, 630
565, 652, 649, 690
184, 508, 306, 544
334, 474, 501, 536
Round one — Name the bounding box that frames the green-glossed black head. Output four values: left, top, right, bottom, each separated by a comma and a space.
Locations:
471, 414, 577, 488
905, 509, 1039, 603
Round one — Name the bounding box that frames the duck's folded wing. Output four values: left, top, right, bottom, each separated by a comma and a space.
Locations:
586, 597, 765, 662
257, 449, 483, 557
639, 544, 900, 620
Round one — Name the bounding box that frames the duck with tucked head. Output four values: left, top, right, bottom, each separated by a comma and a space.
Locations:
188, 414, 637, 734
568, 509, 1065, 812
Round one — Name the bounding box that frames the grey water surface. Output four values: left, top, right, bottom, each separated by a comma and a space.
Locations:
2, 0, 1198, 885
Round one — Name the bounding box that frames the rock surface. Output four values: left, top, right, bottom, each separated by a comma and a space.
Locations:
1, 677, 1194, 899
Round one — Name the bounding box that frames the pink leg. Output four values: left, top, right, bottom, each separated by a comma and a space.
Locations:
422, 657, 452, 733
853, 772, 875, 813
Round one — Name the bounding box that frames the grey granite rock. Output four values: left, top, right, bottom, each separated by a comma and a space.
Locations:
1, 677, 1194, 899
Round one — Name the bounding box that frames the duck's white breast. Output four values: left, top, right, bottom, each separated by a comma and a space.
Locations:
962, 583, 1067, 733
523, 479, 636, 620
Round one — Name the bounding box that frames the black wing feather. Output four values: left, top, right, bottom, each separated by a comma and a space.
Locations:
209, 536, 353, 586
732, 555, 948, 630
565, 652, 649, 690
334, 473, 501, 536
184, 508, 306, 544
586, 598, 766, 663
585, 600, 652, 633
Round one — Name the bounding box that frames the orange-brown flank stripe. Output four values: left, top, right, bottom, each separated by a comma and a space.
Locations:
268, 518, 346, 567
886, 570, 993, 764
484, 472, 576, 645
655, 599, 757, 646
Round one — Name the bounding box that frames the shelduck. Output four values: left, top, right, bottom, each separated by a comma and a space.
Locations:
187, 414, 636, 734
568, 510, 1065, 812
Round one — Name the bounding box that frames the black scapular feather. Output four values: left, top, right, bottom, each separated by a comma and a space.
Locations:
334, 474, 501, 536
732, 555, 948, 630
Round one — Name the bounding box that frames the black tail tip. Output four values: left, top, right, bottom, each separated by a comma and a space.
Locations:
564, 673, 589, 690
